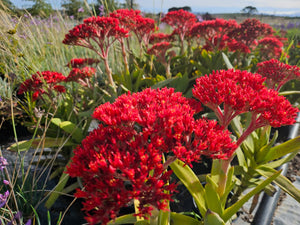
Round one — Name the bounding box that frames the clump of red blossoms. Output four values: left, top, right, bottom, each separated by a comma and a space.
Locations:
66, 58, 100, 68
257, 37, 284, 60
149, 33, 175, 44
147, 42, 175, 78
67, 88, 236, 225
110, 9, 141, 30
228, 18, 275, 52
18, 71, 66, 101
65, 67, 96, 85
63, 16, 129, 59
161, 9, 197, 45
190, 18, 239, 51
257, 59, 300, 91
193, 69, 299, 146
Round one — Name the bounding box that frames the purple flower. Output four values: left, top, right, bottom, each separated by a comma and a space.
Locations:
3, 180, 9, 185
0, 190, 9, 208
99, 5, 105, 17
0, 157, 8, 172
78, 7, 84, 13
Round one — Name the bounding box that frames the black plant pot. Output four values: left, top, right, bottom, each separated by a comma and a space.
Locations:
251, 112, 300, 225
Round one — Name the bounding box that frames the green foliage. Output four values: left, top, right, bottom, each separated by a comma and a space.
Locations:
25, 0, 53, 17
95, 0, 120, 14
61, 0, 89, 19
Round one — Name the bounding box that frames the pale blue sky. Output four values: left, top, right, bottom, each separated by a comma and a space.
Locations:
10, 0, 300, 15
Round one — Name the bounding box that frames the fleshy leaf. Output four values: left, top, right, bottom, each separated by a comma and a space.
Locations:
169, 159, 206, 217
256, 165, 300, 202
222, 170, 281, 222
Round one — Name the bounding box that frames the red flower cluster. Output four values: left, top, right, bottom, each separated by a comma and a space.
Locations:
228, 18, 275, 53
67, 88, 236, 224
147, 42, 173, 60
110, 9, 156, 46
110, 9, 141, 29
257, 37, 283, 60
193, 69, 298, 145
161, 9, 197, 42
66, 58, 100, 68
190, 18, 239, 51
63, 16, 129, 59
257, 59, 300, 91
18, 71, 66, 101
65, 67, 96, 83
149, 33, 175, 44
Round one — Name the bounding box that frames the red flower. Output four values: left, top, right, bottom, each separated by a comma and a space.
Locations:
66, 67, 96, 82
190, 18, 239, 51
161, 9, 197, 42
257, 59, 300, 91
228, 18, 275, 52
149, 33, 175, 44
110, 9, 141, 30
133, 16, 156, 47
257, 37, 284, 60
147, 42, 173, 61
67, 88, 236, 224
18, 71, 66, 101
193, 69, 298, 146
63, 16, 129, 59
66, 58, 100, 68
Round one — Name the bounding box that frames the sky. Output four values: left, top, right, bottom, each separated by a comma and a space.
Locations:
9, 0, 300, 16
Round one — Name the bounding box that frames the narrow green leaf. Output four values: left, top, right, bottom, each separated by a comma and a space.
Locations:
170, 212, 201, 225
266, 151, 298, 169
263, 136, 300, 163
279, 91, 300, 96
8, 137, 75, 152
255, 131, 278, 163
221, 167, 236, 207
45, 171, 70, 208
205, 179, 223, 216
107, 214, 137, 225
170, 159, 207, 217
158, 210, 170, 225
222, 53, 233, 69
256, 165, 300, 202
204, 209, 225, 225
222, 170, 281, 222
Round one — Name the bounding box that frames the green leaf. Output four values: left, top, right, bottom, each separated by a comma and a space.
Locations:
51, 118, 84, 143
107, 214, 137, 225
279, 91, 300, 96
8, 137, 76, 152
266, 151, 298, 169
262, 136, 300, 163
158, 210, 170, 225
222, 170, 281, 222
170, 212, 201, 225
205, 177, 223, 216
169, 159, 207, 217
255, 130, 278, 163
222, 53, 233, 69
221, 167, 236, 207
204, 209, 225, 225
256, 165, 300, 202
45, 165, 70, 208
